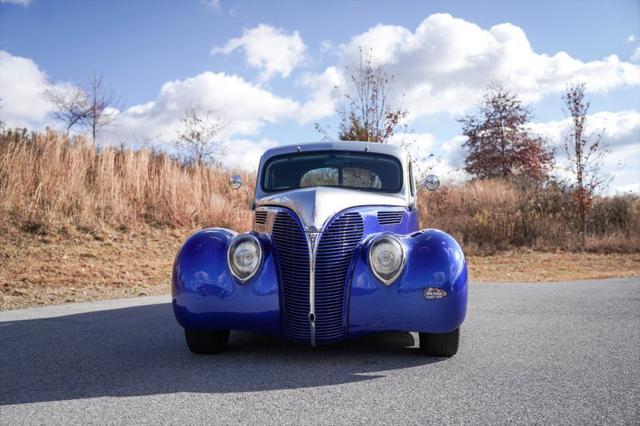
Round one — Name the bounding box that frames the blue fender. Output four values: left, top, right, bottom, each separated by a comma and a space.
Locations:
348, 229, 468, 337
171, 228, 280, 336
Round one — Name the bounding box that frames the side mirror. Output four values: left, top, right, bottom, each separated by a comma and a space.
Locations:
229, 175, 243, 190
423, 174, 440, 191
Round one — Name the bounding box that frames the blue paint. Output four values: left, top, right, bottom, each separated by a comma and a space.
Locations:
172, 229, 280, 337
348, 229, 467, 338
171, 207, 468, 345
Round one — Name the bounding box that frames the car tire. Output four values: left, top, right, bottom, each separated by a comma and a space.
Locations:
184, 329, 230, 354
419, 328, 459, 357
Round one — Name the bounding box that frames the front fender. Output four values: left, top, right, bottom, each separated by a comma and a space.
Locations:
348, 229, 468, 336
171, 228, 280, 336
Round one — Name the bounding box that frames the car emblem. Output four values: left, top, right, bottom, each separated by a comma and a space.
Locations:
423, 287, 447, 300
306, 227, 320, 250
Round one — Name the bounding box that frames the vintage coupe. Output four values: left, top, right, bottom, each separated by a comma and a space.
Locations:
172, 142, 468, 356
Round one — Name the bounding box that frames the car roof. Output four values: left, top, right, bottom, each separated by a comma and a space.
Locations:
259, 141, 408, 165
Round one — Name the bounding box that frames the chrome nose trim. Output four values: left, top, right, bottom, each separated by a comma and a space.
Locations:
305, 229, 320, 347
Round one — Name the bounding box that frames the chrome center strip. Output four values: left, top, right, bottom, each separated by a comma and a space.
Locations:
306, 227, 320, 347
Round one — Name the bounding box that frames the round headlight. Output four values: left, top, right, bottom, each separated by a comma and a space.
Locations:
369, 235, 405, 285
227, 234, 262, 282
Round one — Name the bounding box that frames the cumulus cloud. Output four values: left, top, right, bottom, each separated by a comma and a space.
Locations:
322, 13, 640, 118
0, 50, 297, 168
212, 24, 306, 80
389, 132, 468, 182
0, 50, 55, 128
627, 34, 636, 43
0, 0, 32, 5
204, 0, 220, 9
528, 110, 640, 149
632, 46, 640, 62
108, 71, 300, 145
528, 110, 640, 193
224, 137, 279, 170
296, 66, 344, 123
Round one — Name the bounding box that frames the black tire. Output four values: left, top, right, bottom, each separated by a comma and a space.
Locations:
419, 328, 460, 357
184, 329, 230, 354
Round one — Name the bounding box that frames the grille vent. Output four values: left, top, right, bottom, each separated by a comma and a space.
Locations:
271, 211, 310, 343
377, 210, 404, 225
254, 210, 268, 225
314, 212, 364, 342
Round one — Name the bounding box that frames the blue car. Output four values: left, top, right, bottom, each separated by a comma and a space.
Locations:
172, 142, 468, 356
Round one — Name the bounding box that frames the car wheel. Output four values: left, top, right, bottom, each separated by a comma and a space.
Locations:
184, 329, 230, 354
419, 328, 459, 357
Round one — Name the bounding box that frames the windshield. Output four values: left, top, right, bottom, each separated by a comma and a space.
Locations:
262, 151, 403, 193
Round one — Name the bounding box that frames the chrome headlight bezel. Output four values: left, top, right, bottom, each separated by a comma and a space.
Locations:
226, 233, 263, 283
368, 234, 406, 285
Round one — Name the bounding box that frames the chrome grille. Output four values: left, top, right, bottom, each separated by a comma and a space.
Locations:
271, 210, 310, 342
315, 212, 364, 343
271, 210, 364, 345
377, 210, 404, 225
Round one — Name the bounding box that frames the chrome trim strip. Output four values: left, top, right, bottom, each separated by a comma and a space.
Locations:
306, 228, 320, 347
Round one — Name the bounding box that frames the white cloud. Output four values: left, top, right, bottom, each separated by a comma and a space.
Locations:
204, 0, 220, 9
0, 0, 32, 5
0, 50, 54, 128
529, 110, 640, 193
224, 138, 279, 170
107, 71, 300, 148
389, 132, 468, 182
296, 66, 344, 123
631, 46, 640, 62
0, 51, 297, 168
616, 182, 640, 193
528, 110, 640, 149
627, 34, 636, 43
332, 13, 639, 118
212, 24, 306, 80
320, 40, 333, 54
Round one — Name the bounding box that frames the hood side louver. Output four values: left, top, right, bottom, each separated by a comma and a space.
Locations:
255, 210, 268, 225
377, 210, 404, 225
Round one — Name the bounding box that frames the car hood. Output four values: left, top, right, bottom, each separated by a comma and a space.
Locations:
255, 186, 407, 231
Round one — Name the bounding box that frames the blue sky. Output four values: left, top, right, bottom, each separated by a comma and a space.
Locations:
1, 0, 639, 191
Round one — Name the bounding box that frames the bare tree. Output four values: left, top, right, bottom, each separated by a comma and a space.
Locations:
46, 73, 118, 145
81, 73, 118, 145
459, 83, 554, 182
174, 107, 227, 166
46, 85, 88, 135
317, 48, 407, 143
562, 82, 608, 244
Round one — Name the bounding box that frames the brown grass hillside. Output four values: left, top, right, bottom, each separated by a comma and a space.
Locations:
1, 129, 638, 309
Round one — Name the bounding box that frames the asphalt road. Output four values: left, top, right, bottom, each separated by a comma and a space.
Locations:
1, 278, 639, 424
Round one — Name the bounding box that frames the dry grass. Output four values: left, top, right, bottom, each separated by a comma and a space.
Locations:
420, 179, 640, 254
0, 128, 254, 233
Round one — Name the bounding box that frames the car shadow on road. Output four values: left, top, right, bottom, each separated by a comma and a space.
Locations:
0, 303, 443, 405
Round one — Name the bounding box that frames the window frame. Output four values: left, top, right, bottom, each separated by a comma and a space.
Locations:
260, 150, 404, 194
